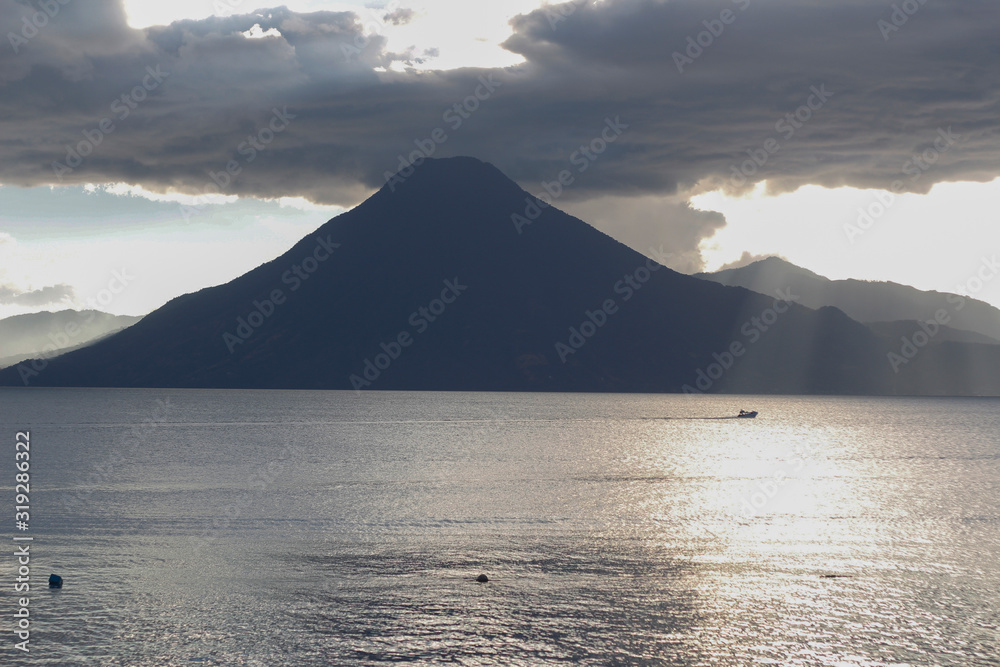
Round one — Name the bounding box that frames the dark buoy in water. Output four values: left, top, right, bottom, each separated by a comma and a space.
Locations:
49, 574, 63, 588
476, 574, 489, 583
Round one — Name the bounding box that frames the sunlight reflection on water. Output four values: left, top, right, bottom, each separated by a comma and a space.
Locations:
1, 390, 998, 665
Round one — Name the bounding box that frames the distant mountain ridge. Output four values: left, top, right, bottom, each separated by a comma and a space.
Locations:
3, 157, 1000, 395
0, 310, 142, 369
697, 256, 1000, 343
864, 320, 999, 346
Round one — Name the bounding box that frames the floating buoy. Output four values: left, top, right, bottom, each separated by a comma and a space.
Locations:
476, 574, 489, 583
49, 574, 63, 588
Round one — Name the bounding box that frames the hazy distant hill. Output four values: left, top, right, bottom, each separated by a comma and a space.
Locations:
3, 158, 1000, 395
864, 320, 999, 346
698, 257, 1000, 343
0, 310, 142, 369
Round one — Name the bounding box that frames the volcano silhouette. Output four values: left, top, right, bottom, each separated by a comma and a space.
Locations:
4, 156, 1000, 395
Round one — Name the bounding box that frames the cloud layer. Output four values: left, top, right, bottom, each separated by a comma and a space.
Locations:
2, 0, 998, 209
0, 282, 75, 306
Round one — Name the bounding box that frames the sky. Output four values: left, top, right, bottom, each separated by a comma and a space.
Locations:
1, 0, 999, 320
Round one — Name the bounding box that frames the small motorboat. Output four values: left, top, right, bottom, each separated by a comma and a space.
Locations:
737, 410, 758, 418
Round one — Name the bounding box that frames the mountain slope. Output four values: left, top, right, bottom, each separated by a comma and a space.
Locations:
0, 310, 142, 368
698, 256, 1000, 342
865, 320, 999, 346
2, 157, 1000, 394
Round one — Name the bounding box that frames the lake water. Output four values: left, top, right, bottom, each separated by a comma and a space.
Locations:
1, 389, 999, 666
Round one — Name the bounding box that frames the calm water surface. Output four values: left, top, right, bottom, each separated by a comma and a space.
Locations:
1, 389, 998, 666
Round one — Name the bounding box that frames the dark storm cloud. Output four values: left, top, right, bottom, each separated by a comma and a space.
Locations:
500, 0, 1000, 196
2, 0, 998, 210
0, 283, 75, 306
